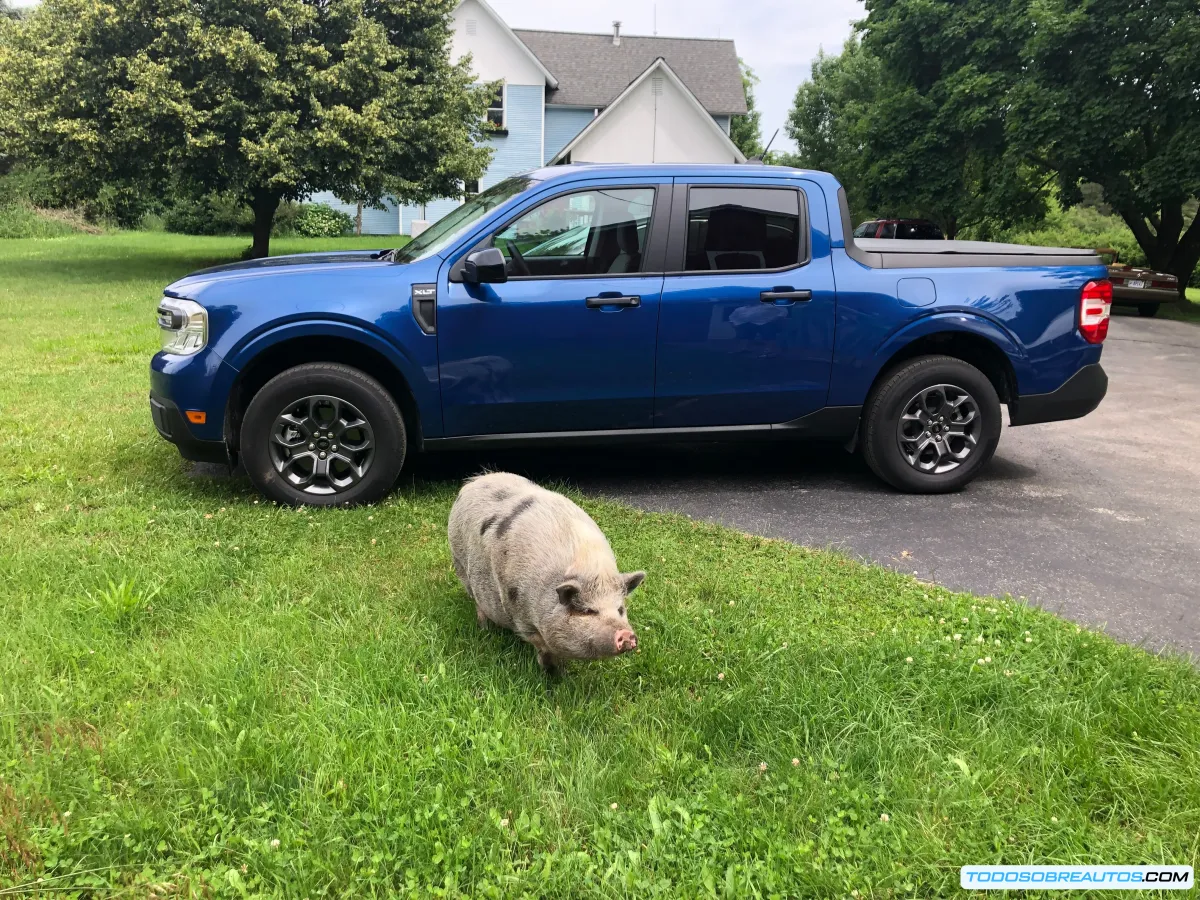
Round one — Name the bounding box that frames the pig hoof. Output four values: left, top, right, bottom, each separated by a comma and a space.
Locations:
475, 606, 491, 629
614, 629, 638, 654
537, 650, 562, 676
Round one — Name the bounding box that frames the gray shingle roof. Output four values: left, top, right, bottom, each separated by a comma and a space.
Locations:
512, 30, 748, 115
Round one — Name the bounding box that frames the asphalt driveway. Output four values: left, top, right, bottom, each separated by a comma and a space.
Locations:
410, 312, 1200, 657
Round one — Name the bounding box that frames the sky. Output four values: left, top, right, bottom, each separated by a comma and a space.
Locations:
9, 0, 865, 153
489, 0, 865, 153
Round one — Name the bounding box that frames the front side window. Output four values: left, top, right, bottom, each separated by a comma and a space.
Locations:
487, 86, 505, 129
853, 222, 875, 238
490, 187, 655, 277
684, 188, 801, 271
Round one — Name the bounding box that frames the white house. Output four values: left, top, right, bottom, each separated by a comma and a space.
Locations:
312, 0, 748, 235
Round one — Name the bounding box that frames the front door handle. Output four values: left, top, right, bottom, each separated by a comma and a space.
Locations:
760, 289, 812, 303
586, 294, 641, 309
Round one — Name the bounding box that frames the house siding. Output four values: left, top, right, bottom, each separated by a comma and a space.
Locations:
544, 107, 596, 163
401, 83, 545, 234
714, 114, 731, 135
308, 192, 399, 235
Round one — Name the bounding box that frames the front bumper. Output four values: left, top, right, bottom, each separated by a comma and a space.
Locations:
1008, 363, 1108, 427
150, 393, 230, 464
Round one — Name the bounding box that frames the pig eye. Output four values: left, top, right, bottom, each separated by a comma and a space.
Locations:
618, 605, 625, 616
584, 608, 599, 616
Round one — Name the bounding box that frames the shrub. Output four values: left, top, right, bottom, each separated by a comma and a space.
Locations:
997, 203, 1147, 267
0, 202, 96, 238
292, 203, 354, 238
162, 193, 250, 236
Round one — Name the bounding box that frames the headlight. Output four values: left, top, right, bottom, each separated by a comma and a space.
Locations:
157, 297, 208, 356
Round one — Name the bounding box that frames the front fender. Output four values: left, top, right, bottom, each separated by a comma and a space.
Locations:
217, 318, 441, 438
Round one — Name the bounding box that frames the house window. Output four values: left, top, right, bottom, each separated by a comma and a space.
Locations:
464, 180, 480, 198
487, 86, 505, 129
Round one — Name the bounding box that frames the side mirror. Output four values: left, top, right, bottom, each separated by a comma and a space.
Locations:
464, 247, 508, 285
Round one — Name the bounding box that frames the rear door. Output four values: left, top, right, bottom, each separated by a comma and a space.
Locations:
437, 179, 670, 436
653, 178, 837, 427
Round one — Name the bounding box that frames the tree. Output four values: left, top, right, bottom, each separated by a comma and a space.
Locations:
730, 60, 764, 159
786, 28, 1048, 239
0, 0, 492, 256
785, 38, 881, 221
1008, 0, 1200, 295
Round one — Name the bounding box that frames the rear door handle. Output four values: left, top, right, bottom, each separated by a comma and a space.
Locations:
760, 289, 812, 303
586, 295, 641, 309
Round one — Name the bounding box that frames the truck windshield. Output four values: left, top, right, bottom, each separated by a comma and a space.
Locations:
393, 177, 536, 263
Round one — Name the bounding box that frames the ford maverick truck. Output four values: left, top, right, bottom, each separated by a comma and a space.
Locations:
151, 165, 1110, 505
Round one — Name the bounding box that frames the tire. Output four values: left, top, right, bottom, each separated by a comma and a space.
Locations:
1138, 302, 1160, 317
241, 363, 406, 507
862, 355, 1001, 494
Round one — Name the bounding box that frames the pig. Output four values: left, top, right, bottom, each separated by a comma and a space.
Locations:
448, 472, 644, 673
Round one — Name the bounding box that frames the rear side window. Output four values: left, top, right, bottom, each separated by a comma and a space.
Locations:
684, 187, 801, 271
878, 222, 896, 239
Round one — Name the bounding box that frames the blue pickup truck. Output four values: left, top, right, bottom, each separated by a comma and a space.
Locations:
151, 164, 1111, 505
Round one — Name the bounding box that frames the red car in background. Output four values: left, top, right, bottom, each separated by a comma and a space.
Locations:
853, 219, 945, 240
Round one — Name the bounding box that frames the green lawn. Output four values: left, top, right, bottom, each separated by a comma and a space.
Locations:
2, 232, 1199, 898
1163, 287, 1200, 324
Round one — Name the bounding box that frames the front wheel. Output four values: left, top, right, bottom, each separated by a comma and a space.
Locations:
862, 355, 1001, 494
241, 363, 407, 507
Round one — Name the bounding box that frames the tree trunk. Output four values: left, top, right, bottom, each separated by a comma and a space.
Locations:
249, 190, 282, 259
1121, 203, 1200, 299
355, 202, 363, 237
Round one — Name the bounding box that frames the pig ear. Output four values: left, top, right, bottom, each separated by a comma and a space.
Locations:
622, 571, 646, 595
556, 581, 582, 606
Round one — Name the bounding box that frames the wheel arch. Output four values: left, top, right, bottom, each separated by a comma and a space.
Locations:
871, 326, 1020, 406
227, 334, 424, 457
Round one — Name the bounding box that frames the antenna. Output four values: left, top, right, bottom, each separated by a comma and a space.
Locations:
746, 129, 780, 165
761, 128, 780, 157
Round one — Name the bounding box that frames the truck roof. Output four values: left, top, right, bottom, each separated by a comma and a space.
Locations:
526, 163, 836, 185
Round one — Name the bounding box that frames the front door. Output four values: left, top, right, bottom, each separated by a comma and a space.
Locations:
654, 181, 837, 427
438, 182, 667, 436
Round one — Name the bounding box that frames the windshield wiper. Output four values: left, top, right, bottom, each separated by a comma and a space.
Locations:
371, 248, 399, 262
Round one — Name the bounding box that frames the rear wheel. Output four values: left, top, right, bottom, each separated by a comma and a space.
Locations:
1138, 302, 1160, 317
862, 355, 1001, 494
241, 363, 406, 507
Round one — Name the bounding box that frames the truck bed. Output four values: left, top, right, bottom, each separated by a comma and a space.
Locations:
850, 239, 1102, 269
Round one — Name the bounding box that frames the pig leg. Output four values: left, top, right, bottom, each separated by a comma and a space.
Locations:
525, 631, 561, 675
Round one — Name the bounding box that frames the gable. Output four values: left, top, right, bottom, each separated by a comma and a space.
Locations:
514, 30, 747, 114
558, 62, 744, 165
452, 0, 556, 86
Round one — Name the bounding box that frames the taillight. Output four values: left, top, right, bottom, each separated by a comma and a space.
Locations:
1079, 280, 1111, 344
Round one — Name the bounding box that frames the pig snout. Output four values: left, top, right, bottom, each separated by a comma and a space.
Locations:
614, 629, 638, 654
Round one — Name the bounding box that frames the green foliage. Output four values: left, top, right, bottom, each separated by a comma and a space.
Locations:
87, 579, 160, 629
291, 203, 354, 238
0, 202, 90, 238
995, 201, 1146, 266
2, 232, 1200, 893
0, 0, 492, 257
786, 38, 882, 224
729, 60, 764, 159
162, 194, 251, 237
1007, 0, 1200, 291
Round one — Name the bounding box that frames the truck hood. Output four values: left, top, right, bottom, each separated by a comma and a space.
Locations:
165, 250, 403, 296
